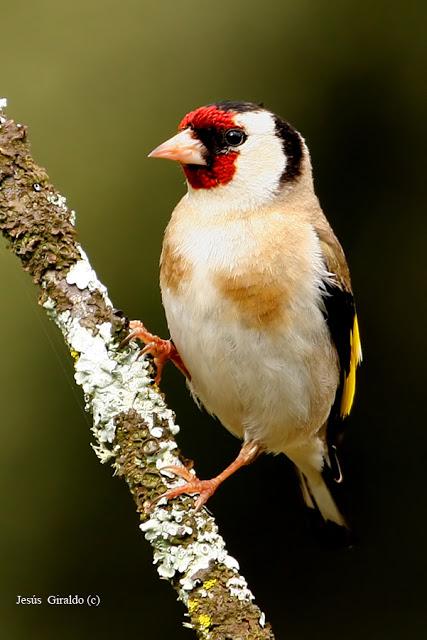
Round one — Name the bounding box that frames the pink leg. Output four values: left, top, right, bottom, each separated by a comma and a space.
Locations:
158, 442, 261, 511
121, 320, 190, 385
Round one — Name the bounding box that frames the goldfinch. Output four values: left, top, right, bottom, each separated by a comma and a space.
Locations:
125, 101, 362, 527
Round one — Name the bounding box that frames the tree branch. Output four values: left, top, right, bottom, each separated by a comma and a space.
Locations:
0, 100, 275, 640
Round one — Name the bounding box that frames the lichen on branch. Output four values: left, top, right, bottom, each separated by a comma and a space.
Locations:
0, 100, 275, 640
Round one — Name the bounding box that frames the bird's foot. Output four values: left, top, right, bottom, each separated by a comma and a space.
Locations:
158, 465, 220, 511
152, 443, 261, 511
120, 320, 189, 385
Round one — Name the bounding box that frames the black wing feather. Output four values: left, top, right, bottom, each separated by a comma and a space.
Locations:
321, 282, 356, 477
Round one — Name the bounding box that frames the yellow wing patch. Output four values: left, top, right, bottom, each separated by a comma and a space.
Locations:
340, 313, 362, 417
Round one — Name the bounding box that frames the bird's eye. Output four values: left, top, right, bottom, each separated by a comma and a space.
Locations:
224, 129, 246, 147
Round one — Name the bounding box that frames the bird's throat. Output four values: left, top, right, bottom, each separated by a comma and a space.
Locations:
183, 152, 238, 189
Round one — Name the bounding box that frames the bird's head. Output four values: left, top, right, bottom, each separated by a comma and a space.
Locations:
149, 101, 310, 212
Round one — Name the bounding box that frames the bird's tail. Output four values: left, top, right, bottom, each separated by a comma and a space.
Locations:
297, 467, 346, 527
287, 440, 347, 528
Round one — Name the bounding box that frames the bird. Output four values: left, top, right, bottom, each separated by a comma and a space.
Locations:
123, 100, 362, 528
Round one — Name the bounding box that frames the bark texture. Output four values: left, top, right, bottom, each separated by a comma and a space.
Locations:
0, 103, 275, 640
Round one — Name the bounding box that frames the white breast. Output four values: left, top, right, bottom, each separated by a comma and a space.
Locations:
160, 202, 339, 453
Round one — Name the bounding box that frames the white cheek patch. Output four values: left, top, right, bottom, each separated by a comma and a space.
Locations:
232, 111, 287, 199
236, 133, 285, 180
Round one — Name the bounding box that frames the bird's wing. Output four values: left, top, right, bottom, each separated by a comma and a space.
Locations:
315, 223, 362, 430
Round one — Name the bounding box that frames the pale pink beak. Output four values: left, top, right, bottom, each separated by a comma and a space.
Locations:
148, 129, 207, 165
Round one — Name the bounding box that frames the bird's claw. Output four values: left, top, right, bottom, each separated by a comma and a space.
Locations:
120, 320, 175, 385
156, 465, 219, 511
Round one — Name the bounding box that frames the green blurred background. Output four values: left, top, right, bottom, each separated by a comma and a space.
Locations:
1, 1, 426, 638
